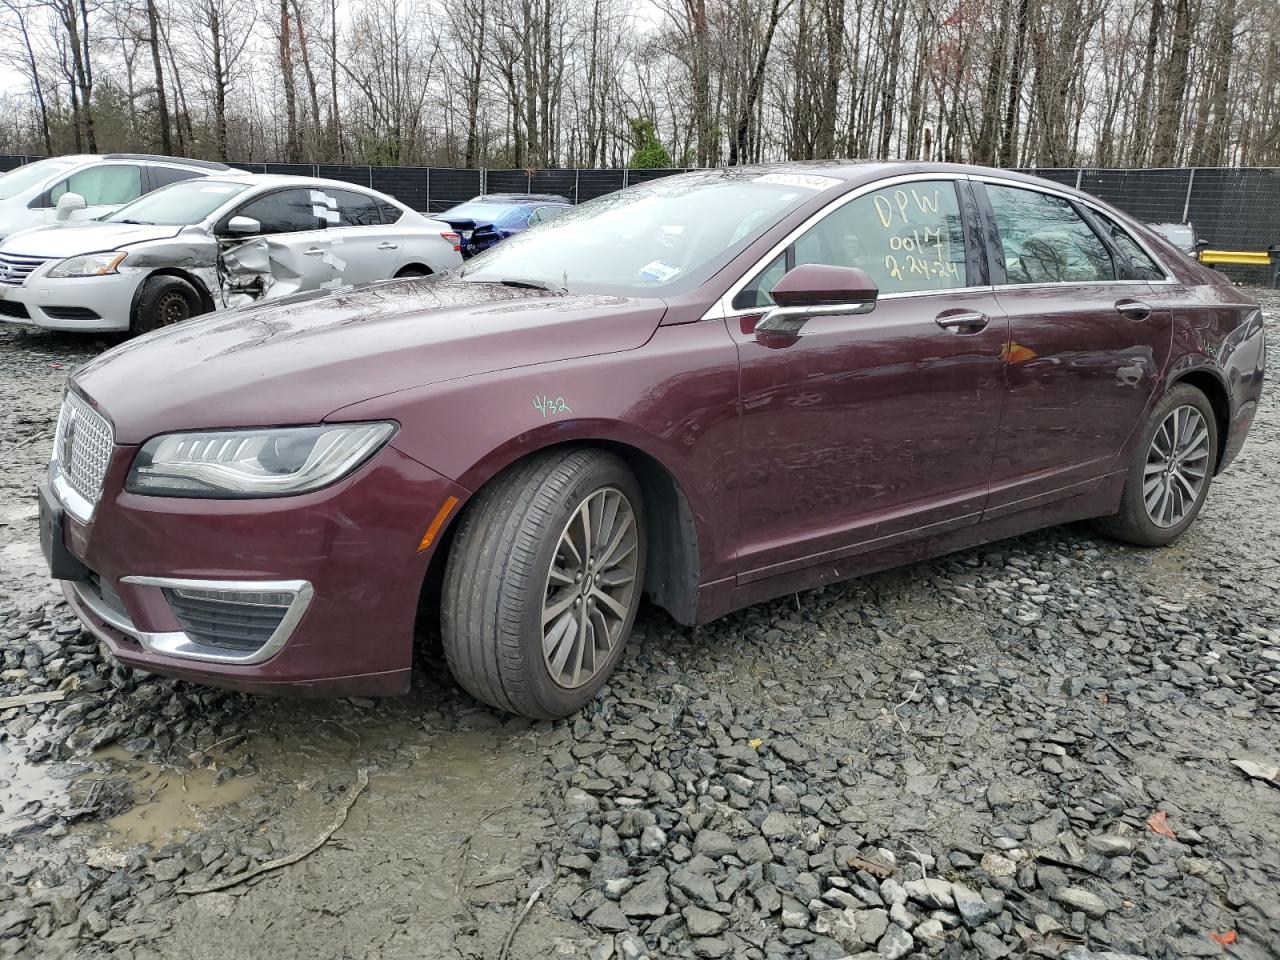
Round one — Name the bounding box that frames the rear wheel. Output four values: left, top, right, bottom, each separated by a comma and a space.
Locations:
1094, 383, 1217, 546
394, 265, 431, 279
132, 275, 203, 335
441, 449, 646, 718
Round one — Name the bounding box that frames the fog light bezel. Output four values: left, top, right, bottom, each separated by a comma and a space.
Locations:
120, 575, 314, 665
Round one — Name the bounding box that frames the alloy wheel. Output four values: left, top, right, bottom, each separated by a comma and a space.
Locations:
541, 487, 640, 689
1143, 404, 1210, 528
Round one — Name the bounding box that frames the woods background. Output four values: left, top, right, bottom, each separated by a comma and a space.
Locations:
0, 0, 1277, 172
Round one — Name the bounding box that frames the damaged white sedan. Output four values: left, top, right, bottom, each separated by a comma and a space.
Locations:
0, 174, 464, 334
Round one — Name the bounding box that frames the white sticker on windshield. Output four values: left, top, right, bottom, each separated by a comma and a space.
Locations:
753, 173, 842, 191
200, 185, 239, 193
639, 259, 681, 282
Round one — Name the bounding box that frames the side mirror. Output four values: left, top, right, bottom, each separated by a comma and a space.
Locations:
756, 263, 879, 337
1194, 239, 1210, 250
225, 215, 261, 235
54, 192, 87, 222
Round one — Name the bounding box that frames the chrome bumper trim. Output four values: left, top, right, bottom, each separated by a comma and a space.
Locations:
68, 575, 313, 666
51, 468, 94, 525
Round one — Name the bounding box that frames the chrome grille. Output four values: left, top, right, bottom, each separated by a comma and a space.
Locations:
51, 392, 113, 508
0, 252, 52, 287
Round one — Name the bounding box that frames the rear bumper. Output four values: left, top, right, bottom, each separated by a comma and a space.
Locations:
54, 442, 469, 696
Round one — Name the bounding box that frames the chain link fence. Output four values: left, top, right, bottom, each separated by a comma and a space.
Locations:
2, 155, 1276, 283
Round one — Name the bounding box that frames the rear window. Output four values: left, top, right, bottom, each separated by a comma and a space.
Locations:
444, 202, 531, 228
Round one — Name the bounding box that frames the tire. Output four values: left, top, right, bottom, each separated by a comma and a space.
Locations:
394, 265, 431, 279
132, 275, 203, 335
441, 449, 646, 718
1094, 383, 1218, 547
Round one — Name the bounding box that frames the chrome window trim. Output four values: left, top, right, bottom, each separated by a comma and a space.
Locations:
706, 170, 1178, 322
118, 575, 314, 665
704, 172, 979, 322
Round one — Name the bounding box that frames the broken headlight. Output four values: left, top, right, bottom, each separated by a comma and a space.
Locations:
46, 251, 128, 278
126, 423, 397, 497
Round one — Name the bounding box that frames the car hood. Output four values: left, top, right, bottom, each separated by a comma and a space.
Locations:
0, 207, 41, 244
72, 277, 667, 444
0, 222, 186, 257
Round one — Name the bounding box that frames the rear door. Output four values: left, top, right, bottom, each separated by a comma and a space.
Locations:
325, 188, 402, 285
976, 179, 1175, 517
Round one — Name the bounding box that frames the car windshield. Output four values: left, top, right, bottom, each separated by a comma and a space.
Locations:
104, 179, 251, 225
444, 202, 534, 228
0, 158, 76, 200
457, 171, 824, 296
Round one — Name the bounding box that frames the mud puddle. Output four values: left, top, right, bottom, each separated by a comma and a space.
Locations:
74, 748, 261, 847
0, 736, 73, 836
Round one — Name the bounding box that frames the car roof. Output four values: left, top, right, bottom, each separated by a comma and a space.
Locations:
471, 193, 571, 205
104, 153, 232, 171
662, 159, 1151, 214
194, 172, 402, 199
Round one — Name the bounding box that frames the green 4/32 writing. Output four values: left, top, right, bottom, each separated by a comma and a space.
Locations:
534, 395, 572, 418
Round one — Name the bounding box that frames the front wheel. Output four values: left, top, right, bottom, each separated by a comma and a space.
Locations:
132, 275, 203, 335
441, 449, 646, 718
1095, 383, 1218, 546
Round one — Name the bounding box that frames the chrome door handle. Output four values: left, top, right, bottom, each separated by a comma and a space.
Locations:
304, 247, 326, 256
377, 242, 399, 250
936, 311, 989, 333
1115, 299, 1152, 321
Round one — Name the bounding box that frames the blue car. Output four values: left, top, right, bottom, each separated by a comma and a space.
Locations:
437, 193, 571, 257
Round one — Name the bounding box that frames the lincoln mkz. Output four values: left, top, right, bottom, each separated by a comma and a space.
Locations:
40, 163, 1266, 718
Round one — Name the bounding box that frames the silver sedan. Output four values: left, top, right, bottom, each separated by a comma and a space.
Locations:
0, 174, 464, 334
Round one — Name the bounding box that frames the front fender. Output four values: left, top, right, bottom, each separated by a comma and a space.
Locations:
328, 320, 742, 585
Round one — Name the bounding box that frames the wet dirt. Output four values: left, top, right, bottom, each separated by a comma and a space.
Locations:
130, 692, 583, 960
0, 737, 70, 835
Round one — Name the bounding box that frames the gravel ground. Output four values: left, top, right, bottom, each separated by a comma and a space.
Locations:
0, 294, 1277, 960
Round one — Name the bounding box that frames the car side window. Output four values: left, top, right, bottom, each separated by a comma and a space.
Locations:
328, 189, 382, 227
732, 179, 968, 309
150, 166, 204, 190
50, 165, 143, 206
1095, 212, 1166, 281
377, 199, 404, 224
234, 189, 327, 234
529, 205, 567, 225
986, 184, 1114, 284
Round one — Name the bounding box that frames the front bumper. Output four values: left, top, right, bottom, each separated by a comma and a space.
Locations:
49, 441, 468, 696
0, 269, 137, 331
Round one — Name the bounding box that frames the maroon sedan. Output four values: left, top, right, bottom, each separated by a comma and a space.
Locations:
40, 163, 1266, 719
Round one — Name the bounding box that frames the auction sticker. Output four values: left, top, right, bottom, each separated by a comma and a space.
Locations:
639, 260, 681, 282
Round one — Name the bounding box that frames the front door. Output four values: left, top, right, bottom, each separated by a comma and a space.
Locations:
728, 177, 1009, 582
976, 181, 1175, 517
218, 188, 337, 299
46, 163, 143, 224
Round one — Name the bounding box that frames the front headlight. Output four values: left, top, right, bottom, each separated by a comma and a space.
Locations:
126, 422, 397, 497
46, 251, 128, 278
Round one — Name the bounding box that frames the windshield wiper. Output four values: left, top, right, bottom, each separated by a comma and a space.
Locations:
496, 277, 567, 294
111, 218, 151, 225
